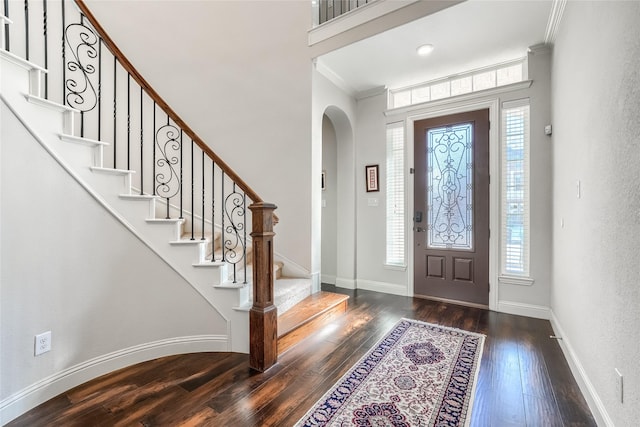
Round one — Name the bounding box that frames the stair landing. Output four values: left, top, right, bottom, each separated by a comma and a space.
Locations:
277, 291, 349, 355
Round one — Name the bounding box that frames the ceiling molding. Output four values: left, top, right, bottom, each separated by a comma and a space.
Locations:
356, 86, 387, 101
544, 0, 567, 45
528, 43, 551, 56
315, 59, 357, 96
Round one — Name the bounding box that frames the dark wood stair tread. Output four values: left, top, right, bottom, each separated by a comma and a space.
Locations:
277, 291, 349, 355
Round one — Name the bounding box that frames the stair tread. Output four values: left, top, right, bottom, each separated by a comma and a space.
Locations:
1, 49, 46, 72
90, 166, 135, 175
119, 194, 157, 200
146, 218, 184, 224
59, 133, 110, 147
277, 291, 349, 337
25, 93, 77, 112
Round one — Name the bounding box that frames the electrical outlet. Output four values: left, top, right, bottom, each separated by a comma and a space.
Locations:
615, 368, 623, 403
35, 331, 51, 356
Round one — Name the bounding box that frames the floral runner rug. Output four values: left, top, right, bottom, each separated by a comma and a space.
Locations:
295, 318, 485, 427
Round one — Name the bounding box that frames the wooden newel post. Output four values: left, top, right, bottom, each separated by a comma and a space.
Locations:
248, 202, 278, 372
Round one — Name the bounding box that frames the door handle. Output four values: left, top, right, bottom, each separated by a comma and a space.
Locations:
415, 227, 425, 232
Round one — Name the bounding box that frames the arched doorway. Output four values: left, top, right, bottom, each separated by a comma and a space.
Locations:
321, 107, 355, 289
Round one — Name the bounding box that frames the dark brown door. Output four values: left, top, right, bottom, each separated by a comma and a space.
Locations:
414, 109, 490, 306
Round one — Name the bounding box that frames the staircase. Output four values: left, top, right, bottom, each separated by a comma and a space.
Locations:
0, 0, 325, 354
1, 1, 354, 422
4, 44, 323, 347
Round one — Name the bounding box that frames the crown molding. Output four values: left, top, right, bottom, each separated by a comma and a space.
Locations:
544, 0, 567, 45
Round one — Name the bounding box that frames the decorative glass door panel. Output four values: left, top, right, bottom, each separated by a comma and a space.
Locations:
414, 110, 490, 306
427, 123, 474, 250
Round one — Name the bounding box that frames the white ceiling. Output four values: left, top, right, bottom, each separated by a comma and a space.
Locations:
317, 0, 553, 94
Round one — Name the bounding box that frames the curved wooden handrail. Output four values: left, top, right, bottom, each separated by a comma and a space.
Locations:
75, 0, 268, 211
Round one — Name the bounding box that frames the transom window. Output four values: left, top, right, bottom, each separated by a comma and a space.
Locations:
389, 59, 526, 109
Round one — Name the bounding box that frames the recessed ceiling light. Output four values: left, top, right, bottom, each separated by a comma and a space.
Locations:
417, 44, 434, 56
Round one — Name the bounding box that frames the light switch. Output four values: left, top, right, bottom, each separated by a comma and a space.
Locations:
367, 198, 379, 207
322, 199, 326, 208
577, 180, 581, 199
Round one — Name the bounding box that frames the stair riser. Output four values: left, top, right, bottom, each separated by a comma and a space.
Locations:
47, 139, 97, 172
84, 170, 133, 199
1, 53, 33, 95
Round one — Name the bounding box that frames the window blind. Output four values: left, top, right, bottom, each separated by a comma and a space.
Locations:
501, 99, 530, 276
386, 122, 405, 266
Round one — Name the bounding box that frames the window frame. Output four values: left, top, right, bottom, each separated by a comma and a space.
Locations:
385, 121, 407, 268
499, 99, 533, 284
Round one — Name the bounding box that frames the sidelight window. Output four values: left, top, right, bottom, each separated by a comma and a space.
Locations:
501, 100, 530, 276
386, 122, 406, 267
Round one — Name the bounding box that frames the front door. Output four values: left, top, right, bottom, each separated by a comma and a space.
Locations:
413, 109, 490, 306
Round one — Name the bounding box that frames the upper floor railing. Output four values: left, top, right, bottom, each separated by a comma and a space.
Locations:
318, 0, 373, 25
2, 0, 278, 370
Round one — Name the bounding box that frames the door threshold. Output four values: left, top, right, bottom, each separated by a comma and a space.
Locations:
413, 294, 489, 310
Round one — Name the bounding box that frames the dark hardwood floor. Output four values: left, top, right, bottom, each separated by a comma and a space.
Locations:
8, 285, 596, 426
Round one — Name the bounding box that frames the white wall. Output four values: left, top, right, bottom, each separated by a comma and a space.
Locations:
355, 50, 554, 308
312, 69, 357, 290
85, 0, 313, 274
551, 2, 640, 425
0, 104, 227, 423
355, 90, 409, 295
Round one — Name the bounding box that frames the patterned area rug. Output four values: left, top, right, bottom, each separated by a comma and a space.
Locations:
295, 319, 485, 427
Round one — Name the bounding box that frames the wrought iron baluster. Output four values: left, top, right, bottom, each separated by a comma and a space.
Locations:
112, 56, 117, 168
179, 130, 183, 219
126, 73, 130, 169
97, 40, 101, 139
221, 171, 225, 264
23, 0, 28, 60
201, 150, 205, 241
42, 0, 47, 98
139, 86, 143, 194
152, 102, 156, 195
154, 115, 180, 220
78, 13, 84, 136
243, 192, 247, 284
211, 160, 215, 262
61, 0, 64, 100
64, 13, 98, 137
222, 181, 247, 284
190, 138, 194, 239
166, 116, 170, 219
3, 0, 10, 51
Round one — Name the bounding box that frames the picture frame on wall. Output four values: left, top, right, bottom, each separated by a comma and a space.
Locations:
322, 170, 326, 191
365, 164, 379, 192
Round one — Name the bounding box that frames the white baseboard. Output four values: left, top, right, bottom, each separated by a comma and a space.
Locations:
549, 311, 613, 426
0, 335, 227, 425
335, 277, 356, 289
497, 300, 550, 319
357, 279, 408, 296
321, 274, 336, 285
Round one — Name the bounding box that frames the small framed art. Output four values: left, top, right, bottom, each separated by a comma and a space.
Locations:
365, 164, 379, 192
